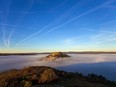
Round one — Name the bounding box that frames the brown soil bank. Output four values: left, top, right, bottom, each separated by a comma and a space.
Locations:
0, 66, 116, 87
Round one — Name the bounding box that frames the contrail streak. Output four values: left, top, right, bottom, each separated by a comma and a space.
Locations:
15, 25, 50, 46
8, 0, 34, 47
16, 0, 113, 46
1, 0, 35, 47
16, 0, 115, 46
0, 23, 25, 27
1, 0, 12, 47
17, 0, 34, 24
2, 28, 8, 47
0, 23, 40, 28
91, 31, 116, 44
43, 0, 115, 34
21, 0, 115, 46
81, 28, 116, 35
15, 0, 81, 46
49, 0, 68, 12
7, 29, 15, 47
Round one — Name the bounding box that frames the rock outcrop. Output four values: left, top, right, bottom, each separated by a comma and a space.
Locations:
39, 69, 58, 83
41, 52, 70, 61
0, 66, 116, 87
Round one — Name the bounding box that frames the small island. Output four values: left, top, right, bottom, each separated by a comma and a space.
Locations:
41, 52, 70, 61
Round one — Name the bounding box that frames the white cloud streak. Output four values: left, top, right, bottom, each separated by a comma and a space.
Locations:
0, 0, 38, 48
63, 36, 79, 45
1, 0, 12, 48
91, 31, 116, 44
15, 0, 115, 46
82, 27, 116, 45
7, 29, 15, 47
45, 0, 115, 33
15, 25, 50, 46
49, 0, 68, 12
15, 0, 81, 46
0, 23, 41, 28
2, 28, 8, 47
6, 0, 34, 47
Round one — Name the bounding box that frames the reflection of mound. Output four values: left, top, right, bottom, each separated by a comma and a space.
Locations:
41, 52, 70, 61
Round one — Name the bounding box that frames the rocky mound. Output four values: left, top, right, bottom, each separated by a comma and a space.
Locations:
39, 69, 58, 83
41, 52, 70, 61
0, 66, 116, 87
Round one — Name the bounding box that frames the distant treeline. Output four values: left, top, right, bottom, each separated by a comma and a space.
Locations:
0, 53, 37, 56
0, 53, 47, 56
66, 51, 116, 54
0, 51, 116, 56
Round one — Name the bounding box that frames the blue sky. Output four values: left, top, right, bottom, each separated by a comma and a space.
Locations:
0, 0, 116, 53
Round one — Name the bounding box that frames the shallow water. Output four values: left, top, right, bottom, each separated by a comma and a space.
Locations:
0, 54, 116, 81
